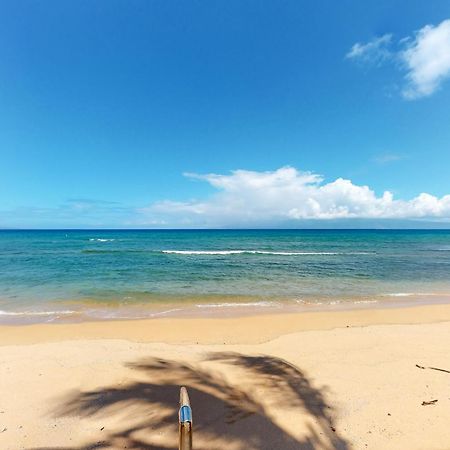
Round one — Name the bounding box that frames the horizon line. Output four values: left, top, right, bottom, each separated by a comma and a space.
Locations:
1, 228, 450, 232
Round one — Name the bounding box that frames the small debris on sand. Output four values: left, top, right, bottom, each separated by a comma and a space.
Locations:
416, 364, 450, 374
421, 399, 438, 406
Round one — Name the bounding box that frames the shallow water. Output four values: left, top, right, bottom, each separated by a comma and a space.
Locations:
1, 229, 450, 323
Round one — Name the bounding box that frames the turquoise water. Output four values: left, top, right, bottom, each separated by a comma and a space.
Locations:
1, 229, 450, 322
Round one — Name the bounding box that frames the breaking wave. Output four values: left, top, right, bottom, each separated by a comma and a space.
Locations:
89, 238, 115, 242
161, 250, 366, 256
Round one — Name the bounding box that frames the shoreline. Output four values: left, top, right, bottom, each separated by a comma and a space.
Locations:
2, 292, 450, 326
2, 302, 450, 345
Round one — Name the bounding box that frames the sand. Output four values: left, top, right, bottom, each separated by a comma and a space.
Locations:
1, 304, 450, 450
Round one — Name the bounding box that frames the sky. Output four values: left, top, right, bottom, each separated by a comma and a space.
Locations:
1, 0, 450, 228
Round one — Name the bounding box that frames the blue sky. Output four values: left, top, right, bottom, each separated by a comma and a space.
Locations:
1, 1, 450, 228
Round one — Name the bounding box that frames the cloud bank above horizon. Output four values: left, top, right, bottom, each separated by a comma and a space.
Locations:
2, 167, 450, 228
141, 167, 450, 227
347, 18, 450, 99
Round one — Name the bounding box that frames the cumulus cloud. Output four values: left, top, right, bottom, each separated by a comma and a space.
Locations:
347, 18, 450, 99
401, 19, 450, 99
143, 167, 450, 226
3, 168, 450, 228
346, 34, 393, 65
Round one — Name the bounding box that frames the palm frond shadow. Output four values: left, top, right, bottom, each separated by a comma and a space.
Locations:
32, 353, 349, 450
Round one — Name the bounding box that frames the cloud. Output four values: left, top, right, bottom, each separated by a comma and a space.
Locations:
401, 19, 450, 99
2, 168, 450, 228
346, 34, 393, 65
142, 167, 450, 226
347, 19, 450, 99
372, 153, 403, 165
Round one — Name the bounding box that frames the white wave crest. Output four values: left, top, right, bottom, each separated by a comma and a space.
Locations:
89, 238, 115, 242
162, 250, 349, 256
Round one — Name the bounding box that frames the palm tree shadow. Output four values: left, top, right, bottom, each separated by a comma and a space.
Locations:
31, 353, 349, 450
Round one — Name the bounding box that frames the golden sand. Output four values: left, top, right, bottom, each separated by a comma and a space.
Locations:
1, 304, 450, 449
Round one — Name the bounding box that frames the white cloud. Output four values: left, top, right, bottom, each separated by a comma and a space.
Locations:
143, 167, 450, 226
401, 19, 450, 99
3, 168, 449, 228
346, 34, 393, 65
347, 19, 450, 99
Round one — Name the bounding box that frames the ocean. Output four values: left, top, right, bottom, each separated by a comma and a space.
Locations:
1, 229, 450, 323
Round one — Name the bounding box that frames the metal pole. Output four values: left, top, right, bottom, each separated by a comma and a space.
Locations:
179, 387, 193, 450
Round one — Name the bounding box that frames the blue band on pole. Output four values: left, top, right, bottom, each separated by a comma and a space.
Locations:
179, 405, 192, 423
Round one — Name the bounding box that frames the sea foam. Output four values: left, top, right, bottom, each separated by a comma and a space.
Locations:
382, 292, 440, 297
196, 301, 275, 308
0, 310, 76, 316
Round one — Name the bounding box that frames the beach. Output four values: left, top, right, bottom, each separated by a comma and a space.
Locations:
4, 1, 450, 448
2, 303, 450, 450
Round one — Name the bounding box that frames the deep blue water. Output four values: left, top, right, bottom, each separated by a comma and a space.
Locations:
1, 229, 450, 322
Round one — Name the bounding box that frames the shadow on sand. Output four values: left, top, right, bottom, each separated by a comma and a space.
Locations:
32, 353, 349, 450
